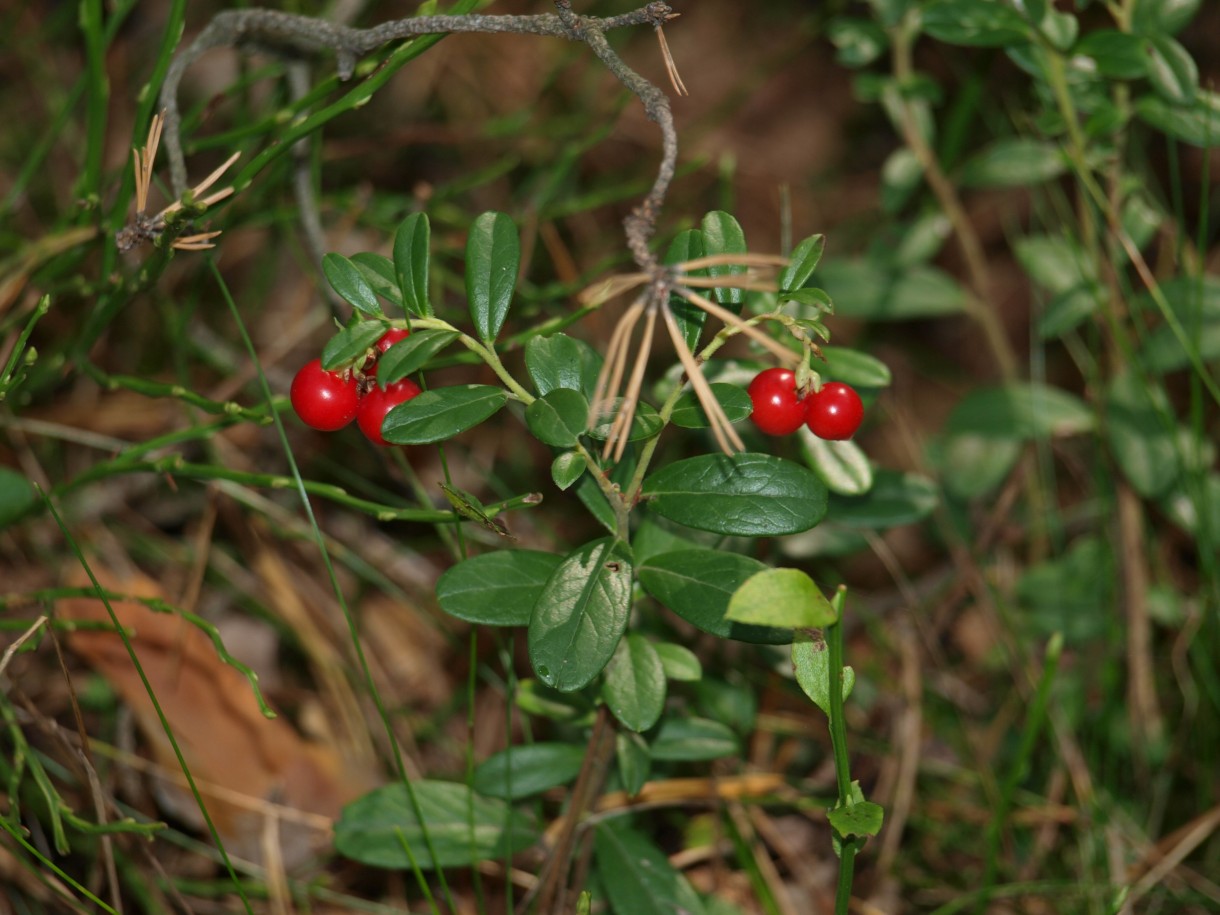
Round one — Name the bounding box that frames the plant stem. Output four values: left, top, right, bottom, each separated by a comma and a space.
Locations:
825, 588, 858, 915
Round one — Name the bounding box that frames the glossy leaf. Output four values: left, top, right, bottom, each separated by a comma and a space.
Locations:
827, 17, 887, 67
436, 549, 562, 626
350, 252, 404, 307
381, 384, 507, 444
1135, 89, 1220, 147
653, 642, 702, 681
1036, 283, 1103, 339
820, 346, 893, 389
528, 538, 633, 692
525, 388, 589, 448
601, 634, 666, 733
642, 453, 828, 536
1015, 235, 1094, 295
959, 138, 1066, 188
394, 212, 432, 317
702, 210, 747, 311
1139, 320, 1220, 372
828, 801, 885, 838
575, 474, 617, 534
1132, 0, 1201, 36
1076, 30, 1147, 78
779, 234, 826, 293
525, 333, 602, 399
466, 211, 520, 342
649, 717, 739, 762
551, 451, 586, 491
666, 230, 708, 352
377, 329, 459, 385
946, 383, 1094, 439
800, 428, 873, 496
828, 470, 938, 528
615, 732, 651, 797
638, 549, 792, 645
323, 253, 383, 317
0, 467, 36, 529
669, 383, 752, 429
515, 679, 594, 723
792, 633, 855, 716
938, 433, 1022, 500
817, 260, 967, 319
588, 399, 663, 443
472, 743, 586, 800
1105, 372, 1180, 497
1144, 35, 1198, 107
726, 568, 837, 629
921, 0, 1030, 46
320, 320, 385, 370
595, 822, 707, 915
334, 780, 537, 870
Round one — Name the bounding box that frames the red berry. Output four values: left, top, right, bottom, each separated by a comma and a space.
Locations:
291, 359, 359, 431
357, 378, 423, 446
376, 328, 411, 353
747, 367, 807, 436
805, 382, 864, 440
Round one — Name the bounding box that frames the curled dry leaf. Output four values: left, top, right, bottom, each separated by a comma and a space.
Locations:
58, 566, 368, 870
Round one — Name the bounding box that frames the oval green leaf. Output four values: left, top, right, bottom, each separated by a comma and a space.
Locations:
828, 800, 885, 839
334, 780, 537, 870
394, 212, 432, 317
0, 467, 37, 529
946, 383, 1094, 439
653, 642, 702, 682
436, 549, 562, 626
800, 428, 873, 496
666, 229, 708, 352
466, 211, 520, 343
938, 433, 1023, 500
1135, 89, 1220, 147
382, 384, 507, 445
528, 538, 633, 692
601, 634, 666, 733
820, 346, 893, 388
551, 450, 586, 491
350, 252, 403, 308
959, 138, 1067, 188
615, 732, 652, 797
920, 0, 1030, 46
828, 469, 938, 528
649, 717, 739, 762
320, 320, 386, 370
525, 333, 602, 399
642, 453, 828, 536
1105, 371, 1180, 497
792, 632, 856, 716
472, 742, 586, 800
377, 329, 459, 385
779, 233, 826, 294
588, 399, 663, 443
525, 388, 589, 448
669, 383, 752, 429
726, 568, 837, 629
1144, 35, 1198, 106
702, 210, 747, 311
323, 252, 383, 317
638, 549, 791, 645
595, 822, 707, 915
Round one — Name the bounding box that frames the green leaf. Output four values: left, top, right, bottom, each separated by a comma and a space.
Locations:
958, 138, 1067, 188
436, 550, 562, 626
1161, 472, 1220, 537
670, 383, 753, 429
515, 679, 594, 723
666, 229, 708, 352
1076, 30, 1148, 79
650, 717, 739, 762
817, 260, 967, 319
920, 0, 1031, 46
382, 384, 507, 445
601, 634, 666, 733
642, 453, 828, 536
828, 470, 938, 528
1132, 274, 1220, 323
1132, 0, 1201, 35
800, 428, 873, 496
334, 780, 537, 870
820, 346, 893, 389
466, 211, 520, 342
726, 568, 837, 629
827, 17, 887, 67
595, 822, 707, 915
1105, 372, 1180, 497
1135, 89, 1220, 147
828, 801, 885, 838
350, 252, 404, 308
323, 253, 383, 317
551, 451, 586, 491
638, 549, 792, 645
575, 474, 617, 534
525, 388, 589, 448
1140, 319, 1220, 372
1144, 35, 1198, 106
1017, 537, 1114, 643
587, 399, 663, 443
702, 210, 748, 311
946, 383, 1094, 439
393, 212, 432, 317
377, 329, 459, 385
792, 633, 855, 716
472, 743, 586, 800
525, 333, 602, 399
779, 234, 826, 293
1014, 234, 1094, 295
0, 467, 37, 529
615, 732, 651, 797
1036, 283, 1103, 339
320, 320, 385, 370
653, 643, 702, 682
528, 538, 633, 692
937, 433, 1023, 500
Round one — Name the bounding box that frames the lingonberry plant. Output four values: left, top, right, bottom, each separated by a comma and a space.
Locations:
290, 359, 360, 431
805, 382, 865, 441
747, 367, 808, 436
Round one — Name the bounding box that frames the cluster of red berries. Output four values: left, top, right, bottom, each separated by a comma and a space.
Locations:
290, 329, 421, 446
747, 368, 864, 440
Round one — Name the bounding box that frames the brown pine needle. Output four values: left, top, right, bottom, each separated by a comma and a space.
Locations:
606, 304, 658, 462
675, 286, 800, 366
680, 275, 782, 293
133, 111, 166, 216
172, 231, 224, 251
592, 296, 648, 419
577, 271, 650, 307
661, 304, 744, 454
676, 253, 789, 272
656, 26, 688, 97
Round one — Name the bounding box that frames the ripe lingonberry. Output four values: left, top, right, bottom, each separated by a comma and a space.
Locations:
357, 378, 423, 446
805, 382, 864, 440
291, 359, 360, 431
747, 367, 807, 436
376, 328, 411, 353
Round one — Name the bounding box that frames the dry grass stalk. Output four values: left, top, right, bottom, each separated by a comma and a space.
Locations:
656, 24, 688, 97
